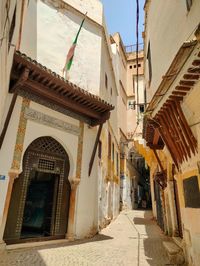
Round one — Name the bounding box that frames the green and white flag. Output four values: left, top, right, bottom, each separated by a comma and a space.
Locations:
63, 12, 87, 77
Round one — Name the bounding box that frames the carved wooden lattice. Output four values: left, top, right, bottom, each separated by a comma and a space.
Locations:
28, 136, 67, 157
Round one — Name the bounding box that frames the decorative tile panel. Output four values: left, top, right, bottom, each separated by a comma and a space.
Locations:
24, 107, 80, 136
11, 98, 30, 170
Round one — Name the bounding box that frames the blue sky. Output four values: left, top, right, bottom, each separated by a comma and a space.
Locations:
101, 0, 145, 46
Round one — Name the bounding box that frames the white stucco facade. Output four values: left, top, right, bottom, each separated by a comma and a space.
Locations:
0, 0, 121, 245
144, 0, 200, 103
143, 1, 200, 265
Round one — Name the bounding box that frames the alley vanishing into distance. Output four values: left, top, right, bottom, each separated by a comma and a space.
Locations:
1, 0, 200, 265
0, 211, 170, 266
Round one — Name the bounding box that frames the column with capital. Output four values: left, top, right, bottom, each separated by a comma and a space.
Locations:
0, 98, 30, 249
66, 121, 84, 241
66, 178, 80, 241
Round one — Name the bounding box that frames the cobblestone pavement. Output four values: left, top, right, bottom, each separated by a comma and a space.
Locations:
0, 210, 171, 266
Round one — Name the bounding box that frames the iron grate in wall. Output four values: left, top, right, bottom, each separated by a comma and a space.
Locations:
38, 158, 55, 171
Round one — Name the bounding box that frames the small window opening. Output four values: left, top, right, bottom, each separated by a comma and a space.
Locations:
105, 73, 108, 89
139, 104, 144, 113
9, 6, 16, 49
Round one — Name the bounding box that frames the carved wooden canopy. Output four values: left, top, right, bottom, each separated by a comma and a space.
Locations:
10, 51, 114, 126
144, 41, 200, 168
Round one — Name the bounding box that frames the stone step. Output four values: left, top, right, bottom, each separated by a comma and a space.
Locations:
163, 241, 185, 265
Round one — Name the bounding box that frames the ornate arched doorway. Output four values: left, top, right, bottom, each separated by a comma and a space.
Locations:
4, 137, 71, 244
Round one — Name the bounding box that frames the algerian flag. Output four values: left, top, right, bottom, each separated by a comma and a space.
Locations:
63, 12, 87, 77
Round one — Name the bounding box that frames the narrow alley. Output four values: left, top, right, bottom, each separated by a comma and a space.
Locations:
0, 210, 170, 266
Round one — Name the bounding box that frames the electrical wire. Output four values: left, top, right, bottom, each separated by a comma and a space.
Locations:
136, 0, 139, 125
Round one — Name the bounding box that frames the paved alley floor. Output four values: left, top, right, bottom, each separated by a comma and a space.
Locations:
0, 210, 170, 266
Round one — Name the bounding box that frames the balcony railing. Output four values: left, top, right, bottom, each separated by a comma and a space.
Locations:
125, 43, 144, 53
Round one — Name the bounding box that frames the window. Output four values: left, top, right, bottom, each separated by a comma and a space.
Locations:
105, 73, 108, 89
130, 153, 134, 163
98, 141, 102, 159
110, 87, 112, 96
186, 0, 193, 11
139, 104, 144, 113
9, 6, 16, 49
147, 42, 152, 83
183, 176, 200, 208
129, 65, 132, 69
133, 64, 141, 68
128, 100, 135, 110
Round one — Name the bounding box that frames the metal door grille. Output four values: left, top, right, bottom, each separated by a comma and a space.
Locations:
38, 159, 55, 171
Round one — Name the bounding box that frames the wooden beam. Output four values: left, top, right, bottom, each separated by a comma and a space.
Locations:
192, 60, 200, 66
169, 95, 183, 101
167, 99, 196, 156
162, 105, 187, 162
88, 124, 103, 176
153, 128, 160, 146
175, 85, 191, 91
174, 101, 197, 154
165, 102, 191, 159
159, 110, 183, 162
188, 67, 200, 74
179, 80, 195, 86
22, 79, 102, 120
183, 74, 199, 80
172, 91, 187, 96
152, 149, 165, 173
0, 92, 17, 149
10, 68, 30, 92
156, 115, 180, 167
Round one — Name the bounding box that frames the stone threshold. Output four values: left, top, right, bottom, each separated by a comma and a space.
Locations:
6, 239, 70, 250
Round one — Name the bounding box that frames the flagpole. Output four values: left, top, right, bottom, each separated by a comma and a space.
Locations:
62, 12, 88, 79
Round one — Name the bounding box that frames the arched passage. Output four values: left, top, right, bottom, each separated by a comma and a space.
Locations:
4, 136, 71, 244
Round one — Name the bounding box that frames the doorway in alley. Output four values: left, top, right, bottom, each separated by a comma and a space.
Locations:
4, 137, 71, 244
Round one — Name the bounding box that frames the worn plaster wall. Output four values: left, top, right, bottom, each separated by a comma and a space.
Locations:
144, 0, 200, 102
75, 124, 99, 238
0, 0, 23, 126
0, 97, 22, 226
19, 0, 104, 95
20, 0, 37, 59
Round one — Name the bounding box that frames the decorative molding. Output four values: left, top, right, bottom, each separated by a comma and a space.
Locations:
24, 107, 80, 136
11, 98, 30, 171
70, 178, 81, 190
18, 90, 91, 124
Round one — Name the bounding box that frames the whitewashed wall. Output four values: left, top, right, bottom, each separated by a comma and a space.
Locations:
0, 97, 22, 226
144, 0, 200, 102
75, 125, 99, 238
0, 0, 24, 126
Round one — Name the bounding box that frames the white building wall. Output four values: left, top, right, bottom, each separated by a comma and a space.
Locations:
75, 124, 99, 238
0, 97, 22, 226
144, 0, 200, 102
20, 0, 37, 59
1, 0, 121, 241
0, 0, 24, 126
